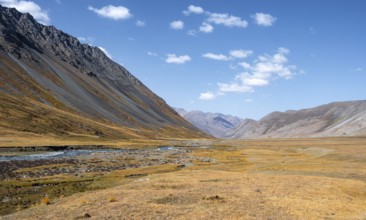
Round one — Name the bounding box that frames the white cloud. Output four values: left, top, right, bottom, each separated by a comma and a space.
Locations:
207, 13, 248, 28
252, 12, 277, 27
147, 51, 158, 56
241, 75, 269, 86
218, 47, 300, 93
165, 54, 191, 64
203, 50, 253, 61
203, 53, 230, 61
0, 0, 50, 24
199, 22, 214, 33
77, 37, 86, 41
77, 36, 95, 44
98, 46, 112, 59
136, 20, 145, 27
170, 20, 184, 30
88, 5, 132, 20
187, 29, 197, 36
199, 92, 216, 100
238, 62, 251, 69
218, 82, 253, 93
183, 5, 204, 15
230, 50, 253, 58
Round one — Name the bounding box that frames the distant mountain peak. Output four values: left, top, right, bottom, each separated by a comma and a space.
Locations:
213, 116, 235, 129
174, 108, 243, 138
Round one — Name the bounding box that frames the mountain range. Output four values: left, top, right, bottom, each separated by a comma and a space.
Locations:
227, 100, 366, 138
174, 108, 243, 138
1, 6, 365, 142
0, 6, 207, 140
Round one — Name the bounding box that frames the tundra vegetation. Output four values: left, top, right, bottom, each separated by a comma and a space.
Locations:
1, 137, 365, 219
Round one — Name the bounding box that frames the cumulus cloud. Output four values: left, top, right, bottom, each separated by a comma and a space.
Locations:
230, 50, 253, 58
218, 47, 300, 93
165, 54, 191, 64
203, 53, 230, 61
238, 62, 251, 69
88, 5, 132, 20
199, 22, 214, 33
203, 49, 252, 61
136, 20, 145, 27
170, 20, 184, 30
207, 13, 248, 28
218, 82, 253, 93
199, 92, 216, 100
98, 46, 112, 59
252, 12, 277, 27
183, 5, 204, 15
0, 0, 50, 24
241, 75, 269, 86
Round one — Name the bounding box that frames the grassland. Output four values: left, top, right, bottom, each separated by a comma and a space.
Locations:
1, 137, 366, 219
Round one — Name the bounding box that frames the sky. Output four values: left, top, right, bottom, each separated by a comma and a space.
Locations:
1, 0, 366, 120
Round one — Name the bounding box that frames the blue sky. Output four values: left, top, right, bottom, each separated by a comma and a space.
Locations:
1, 0, 366, 120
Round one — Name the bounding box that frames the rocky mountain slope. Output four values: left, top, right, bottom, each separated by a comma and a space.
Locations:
0, 6, 207, 140
175, 108, 243, 138
226, 100, 366, 138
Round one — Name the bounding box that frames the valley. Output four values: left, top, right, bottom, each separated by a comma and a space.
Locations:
1, 3, 365, 220
1, 137, 366, 219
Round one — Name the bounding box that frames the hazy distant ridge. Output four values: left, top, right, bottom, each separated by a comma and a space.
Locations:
227, 100, 366, 138
175, 108, 243, 138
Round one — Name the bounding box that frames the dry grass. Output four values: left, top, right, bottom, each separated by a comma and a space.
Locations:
108, 196, 117, 203
39, 197, 50, 205
0, 92, 209, 145
0, 129, 211, 148
2, 137, 366, 219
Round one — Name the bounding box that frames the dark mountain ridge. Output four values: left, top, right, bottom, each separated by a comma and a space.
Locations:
0, 6, 207, 139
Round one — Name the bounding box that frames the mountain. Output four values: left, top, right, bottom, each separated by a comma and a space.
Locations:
0, 6, 207, 140
226, 100, 366, 138
174, 108, 243, 138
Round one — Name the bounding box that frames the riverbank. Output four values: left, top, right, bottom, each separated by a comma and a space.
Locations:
0, 145, 213, 215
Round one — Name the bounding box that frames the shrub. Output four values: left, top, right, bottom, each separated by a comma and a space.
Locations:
40, 197, 51, 205
109, 196, 117, 202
